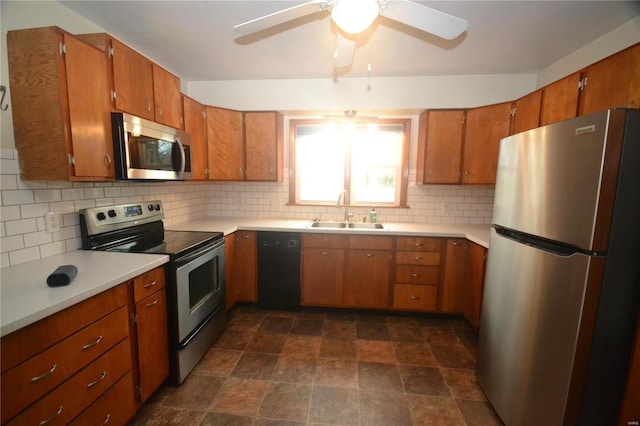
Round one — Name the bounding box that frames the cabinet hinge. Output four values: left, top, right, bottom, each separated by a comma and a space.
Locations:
202, 110, 208, 119
578, 77, 588, 91
59, 42, 66, 56
132, 312, 137, 325
108, 46, 114, 58
68, 153, 75, 166
204, 167, 209, 177
510, 107, 516, 117
111, 90, 117, 101
461, 114, 465, 124
135, 385, 142, 400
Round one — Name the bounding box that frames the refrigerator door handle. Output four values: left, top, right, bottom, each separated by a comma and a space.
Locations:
494, 225, 605, 257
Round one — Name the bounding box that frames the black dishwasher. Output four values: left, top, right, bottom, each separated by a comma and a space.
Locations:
257, 231, 301, 310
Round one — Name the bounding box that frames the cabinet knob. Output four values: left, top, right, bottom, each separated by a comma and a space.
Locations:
413, 256, 423, 261
409, 296, 420, 300
321, 251, 328, 255
365, 253, 374, 257
146, 99, 152, 113
411, 273, 421, 277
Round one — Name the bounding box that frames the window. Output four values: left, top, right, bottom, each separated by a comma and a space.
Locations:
290, 118, 410, 207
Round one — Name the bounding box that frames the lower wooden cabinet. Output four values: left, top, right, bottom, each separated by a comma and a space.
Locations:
231, 231, 258, 303
0, 266, 170, 425
463, 242, 488, 331
393, 284, 438, 311
440, 239, 469, 313
301, 247, 345, 306
132, 267, 169, 404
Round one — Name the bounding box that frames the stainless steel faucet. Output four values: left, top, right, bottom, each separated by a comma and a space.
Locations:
336, 190, 350, 222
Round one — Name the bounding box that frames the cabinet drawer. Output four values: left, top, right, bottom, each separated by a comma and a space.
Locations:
7, 338, 132, 425
1, 284, 128, 373
133, 266, 166, 302
1, 306, 129, 421
395, 265, 439, 285
348, 236, 393, 250
396, 237, 441, 252
396, 251, 441, 266
393, 284, 438, 311
303, 234, 347, 249
69, 372, 136, 426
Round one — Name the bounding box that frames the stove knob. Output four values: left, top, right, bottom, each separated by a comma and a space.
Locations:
154, 204, 161, 211
108, 209, 117, 218
148, 204, 154, 211
96, 212, 106, 221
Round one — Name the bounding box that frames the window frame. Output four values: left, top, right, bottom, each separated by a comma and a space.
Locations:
289, 117, 410, 207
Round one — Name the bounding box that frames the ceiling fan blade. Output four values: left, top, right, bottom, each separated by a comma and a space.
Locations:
382, 0, 468, 40
233, 1, 328, 35
333, 31, 356, 68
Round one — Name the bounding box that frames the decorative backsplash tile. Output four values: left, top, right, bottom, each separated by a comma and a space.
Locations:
0, 148, 493, 268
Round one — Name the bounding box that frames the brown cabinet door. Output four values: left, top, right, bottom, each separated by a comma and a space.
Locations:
65, 34, 115, 179
152, 63, 183, 129
301, 248, 345, 306
245, 111, 280, 181
579, 43, 640, 116
224, 234, 237, 311
463, 242, 487, 331
135, 289, 169, 404
419, 110, 466, 184
512, 90, 542, 134
540, 72, 581, 126
462, 102, 512, 185
110, 38, 154, 120
344, 249, 391, 309
207, 106, 244, 180
440, 239, 468, 313
232, 231, 258, 302
183, 95, 208, 180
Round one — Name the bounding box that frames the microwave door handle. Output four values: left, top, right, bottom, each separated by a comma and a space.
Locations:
174, 137, 186, 178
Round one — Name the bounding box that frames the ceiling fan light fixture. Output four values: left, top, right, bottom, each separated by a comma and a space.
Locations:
331, 0, 380, 34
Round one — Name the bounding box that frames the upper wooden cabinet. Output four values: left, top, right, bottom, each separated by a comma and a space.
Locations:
183, 95, 208, 180
245, 111, 284, 181
462, 101, 513, 185
7, 27, 115, 181
152, 63, 183, 128
578, 43, 640, 115
77, 33, 183, 128
511, 90, 542, 134
540, 72, 581, 126
207, 106, 244, 180
417, 110, 465, 184
207, 108, 284, 182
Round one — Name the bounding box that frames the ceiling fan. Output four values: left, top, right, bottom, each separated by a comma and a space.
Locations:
233, 0, 468, 69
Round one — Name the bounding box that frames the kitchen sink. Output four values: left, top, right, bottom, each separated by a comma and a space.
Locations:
348, 223, 385, 229
307, 221, 386, 230
308, 221, 347, 228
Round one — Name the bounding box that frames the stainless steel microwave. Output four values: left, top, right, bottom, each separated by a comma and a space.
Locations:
111, 112, 192, 180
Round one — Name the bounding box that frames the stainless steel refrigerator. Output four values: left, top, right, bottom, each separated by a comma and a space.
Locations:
477, 109, 640, 425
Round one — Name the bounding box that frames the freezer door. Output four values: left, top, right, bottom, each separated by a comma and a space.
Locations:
477, 228, 592, 426
492, 110, 617, 250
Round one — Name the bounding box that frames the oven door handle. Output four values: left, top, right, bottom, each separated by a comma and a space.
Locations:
175, 241, 223, 266
172, 137, 186, 179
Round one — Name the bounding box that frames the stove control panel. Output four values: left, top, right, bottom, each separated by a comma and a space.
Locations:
79, 200, 164, 236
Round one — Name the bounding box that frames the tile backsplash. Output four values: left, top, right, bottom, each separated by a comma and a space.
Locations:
1, 147, 493, 268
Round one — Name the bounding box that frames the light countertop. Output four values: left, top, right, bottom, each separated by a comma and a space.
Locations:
167, 218, 491, 248
1, 250, 169, 337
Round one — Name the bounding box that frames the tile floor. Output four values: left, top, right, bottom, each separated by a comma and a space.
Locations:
130, 305, 504, 425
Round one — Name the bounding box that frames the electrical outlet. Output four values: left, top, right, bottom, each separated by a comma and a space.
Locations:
45, 212, 61, 233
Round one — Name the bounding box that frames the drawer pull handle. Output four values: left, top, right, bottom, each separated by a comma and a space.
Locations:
365, 253, 374, 257
145, 298, 160, 308
30, 364, 57, 383
82, 335, 103, 350
451, 242, 460, 246
414, 243, 423, 247
413, 257, 423, 261
87, 371, 107, 388
321, 251, 328, 255
411, 273, 421, 277
409, 296, 421, 300
100, 414, 111, 426
39, 406, 63, 425
143, 280, 158, 288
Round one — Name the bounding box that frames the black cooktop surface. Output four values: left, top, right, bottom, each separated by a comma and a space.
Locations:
105, 229, 222, 256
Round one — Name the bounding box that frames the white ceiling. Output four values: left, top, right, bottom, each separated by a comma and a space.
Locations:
59, 1, 640, 82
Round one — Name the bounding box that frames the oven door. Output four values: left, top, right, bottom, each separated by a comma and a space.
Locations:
175, 241, 225, 343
